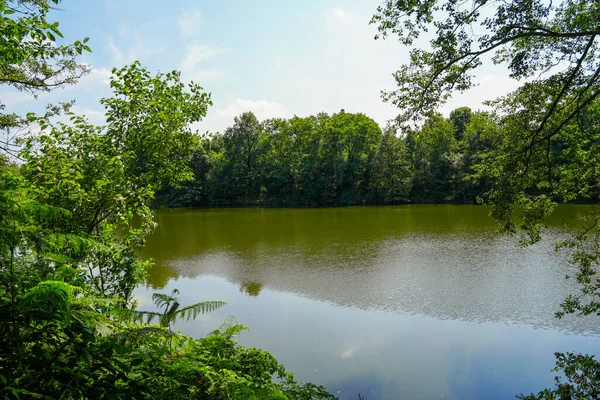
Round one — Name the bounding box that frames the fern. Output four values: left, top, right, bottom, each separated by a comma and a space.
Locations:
134, 310, 164, 325
20, 281, 79, 323
70, 295, 118, 334
42, 232, 106, 259
152, 289, 180, 310
136, 289, 226, 328
212, 316, 248, 339
177, 301, 227, 322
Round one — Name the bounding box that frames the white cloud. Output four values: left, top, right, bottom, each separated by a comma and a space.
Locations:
187, 68, 226, 82
70, 106, 107, 126
107, 36, 127, 67
106, 34, 166, 68
181, 44, 230, 71
330, 8, 352, 24
215, 99, 290, 120
0, 91, 47, 108
71, 66, 113, 92
439, 72, 522, 116
90, 67, 112, 85
341, 347, 358, 359
117, 23, 131, 38
478, 75, 501, 83
193, 99, 291, 134
179, 8, 203, 37
48, 106, 106, 129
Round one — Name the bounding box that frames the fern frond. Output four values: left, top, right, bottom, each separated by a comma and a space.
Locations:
42, 233, 106, 257
176, 301, 227, 322
152, 290, 180, 310
212, 316, 248, 339
27, 203, 72, 224
20, 281, 78, 323
111, 306, 138, 323
134, 310, 163, 325
70, 296, 118, 334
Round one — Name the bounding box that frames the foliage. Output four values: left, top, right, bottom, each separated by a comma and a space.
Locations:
135, 289, 227, 328
372, 0, 600, 397
405, 114, 456, 202
371, 0, 600, 127
0, 0, 91, 157
518, 353, 600, 400
0, 2, 335, 398
156, 108, 500, 208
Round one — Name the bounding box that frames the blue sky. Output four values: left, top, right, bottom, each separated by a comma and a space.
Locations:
5, 0, 520, 133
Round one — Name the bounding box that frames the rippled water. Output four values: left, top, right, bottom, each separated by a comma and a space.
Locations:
136, 205, 600, 399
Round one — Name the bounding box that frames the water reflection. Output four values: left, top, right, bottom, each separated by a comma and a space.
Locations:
140, 206, 598, 334
240, 281, 263, 296
136, 205, 600, 399
134, 275, 600, 400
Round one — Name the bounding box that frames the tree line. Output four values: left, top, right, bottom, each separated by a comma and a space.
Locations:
155, 107, 499, 208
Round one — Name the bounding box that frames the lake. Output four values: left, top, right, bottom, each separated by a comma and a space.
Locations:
136, 205, 600, 400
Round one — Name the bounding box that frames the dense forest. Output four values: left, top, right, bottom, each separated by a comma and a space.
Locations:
155, 107, 493, 208
155, 104, 599, 209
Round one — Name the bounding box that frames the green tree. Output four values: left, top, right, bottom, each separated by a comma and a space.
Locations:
154, 137, 217, 208
373, 0, 600, 396
0, 2, 336, 397
448, 107, 473, 141
369, 128, 412, 204
293, 114, 327, 206
406, 114, 457, 202
156, 108, 500, 208
263, 117, 302, 206
0, 0, 90, 157
20, 62, 210, 302
372, 0, 600, 128
452, 111, 497, 203
331, 111, 382, 205
223, 112, 265, 205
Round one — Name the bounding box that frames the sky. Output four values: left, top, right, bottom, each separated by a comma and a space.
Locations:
5, 0, 523, 134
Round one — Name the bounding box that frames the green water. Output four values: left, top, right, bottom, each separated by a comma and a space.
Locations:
137, 205, 600, 400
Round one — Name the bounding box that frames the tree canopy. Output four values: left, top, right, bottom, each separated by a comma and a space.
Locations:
0, 1, 336, 398
0, 0, 91, 158
372, 0, 600, 127
373, 0, 600, 397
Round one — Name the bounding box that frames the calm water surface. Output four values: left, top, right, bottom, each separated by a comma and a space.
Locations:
136, 205, 600, 400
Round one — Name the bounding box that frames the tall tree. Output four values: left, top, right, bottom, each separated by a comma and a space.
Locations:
448, 107, 473, 141
21, 62, 211, 301
406, 115, 457, 202
263, 117, 301, 206
223, 112, 264, 205
373, 0, 600, 396
1, 0, 90, 157
370, 128, 412, 204
372, 0, 600, 129
452, 111, 496, 203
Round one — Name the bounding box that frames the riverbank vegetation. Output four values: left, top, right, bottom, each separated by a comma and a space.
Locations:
154, 107, 499, 208
154, 103, 599, 210
0, 1, 334, 399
